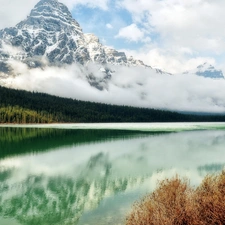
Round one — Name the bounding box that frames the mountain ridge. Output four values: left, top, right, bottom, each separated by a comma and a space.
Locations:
0, 0, 150, 72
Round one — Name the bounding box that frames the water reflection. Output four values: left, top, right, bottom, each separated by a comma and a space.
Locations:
0, 127, 225, 225
0, 127, 155, 159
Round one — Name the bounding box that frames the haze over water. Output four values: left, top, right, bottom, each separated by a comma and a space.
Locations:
1, 123, 225, 225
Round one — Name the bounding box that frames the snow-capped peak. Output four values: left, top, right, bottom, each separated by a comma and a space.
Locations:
184, 62, 224, 79
0, 0, 148, 69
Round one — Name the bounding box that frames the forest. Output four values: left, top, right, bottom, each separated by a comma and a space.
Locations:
0, 85, 225, 123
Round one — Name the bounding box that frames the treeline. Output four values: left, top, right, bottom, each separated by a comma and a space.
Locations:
0, 106, 57, 123
0, 85, 225, 123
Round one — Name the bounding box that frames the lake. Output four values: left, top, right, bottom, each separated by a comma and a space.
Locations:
1, 123, 225, 225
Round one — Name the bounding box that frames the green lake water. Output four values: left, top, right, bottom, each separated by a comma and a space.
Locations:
1, 124, 225, 225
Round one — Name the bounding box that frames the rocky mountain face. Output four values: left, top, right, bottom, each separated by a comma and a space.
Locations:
0, 0, 148, 76
184, 62, 224, 79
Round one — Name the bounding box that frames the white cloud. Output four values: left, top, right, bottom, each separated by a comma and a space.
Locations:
119, 46, 215, 74
0, 0, 38, 29
116, 0, 225, 72
2, 60, 225, 113
115, 24, 145, 42
1, 42, 24, 56
106, 23, 113, 29
61, 0, 110, 10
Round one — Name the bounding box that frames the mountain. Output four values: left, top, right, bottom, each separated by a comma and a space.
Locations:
0, 0, 150, 74
184, 62, 224, 79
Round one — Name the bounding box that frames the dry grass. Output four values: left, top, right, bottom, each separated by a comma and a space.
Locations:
126, 171, 225, 225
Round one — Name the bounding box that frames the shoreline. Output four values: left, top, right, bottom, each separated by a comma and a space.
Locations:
1, 122, 225, 132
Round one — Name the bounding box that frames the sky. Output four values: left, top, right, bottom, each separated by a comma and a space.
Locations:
0, 0, 224, 74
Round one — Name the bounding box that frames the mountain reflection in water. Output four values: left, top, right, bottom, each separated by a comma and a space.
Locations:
1, 127, 225, 225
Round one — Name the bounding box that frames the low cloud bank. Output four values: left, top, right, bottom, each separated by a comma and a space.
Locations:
2, 60, 225, 114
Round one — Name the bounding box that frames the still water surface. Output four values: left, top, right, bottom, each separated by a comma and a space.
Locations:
1, 124, 225, 225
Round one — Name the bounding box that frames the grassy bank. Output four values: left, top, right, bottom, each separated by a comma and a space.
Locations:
126, 171, 225, 225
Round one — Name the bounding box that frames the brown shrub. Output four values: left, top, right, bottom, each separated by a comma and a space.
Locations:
126, 176, 196, 225
126, 171, 225, 225
195, 171, 225, 224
